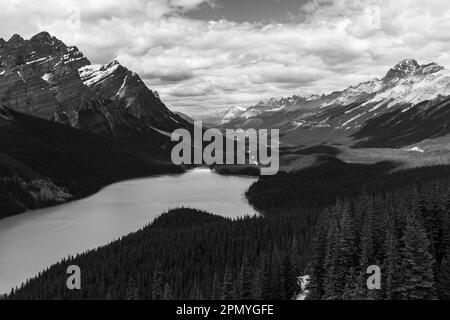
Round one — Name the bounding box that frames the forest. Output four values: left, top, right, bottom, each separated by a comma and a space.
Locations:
5, 157, 450, 300
0, 108, 183, 219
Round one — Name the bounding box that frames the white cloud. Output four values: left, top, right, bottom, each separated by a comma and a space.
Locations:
1, 0, 450, 117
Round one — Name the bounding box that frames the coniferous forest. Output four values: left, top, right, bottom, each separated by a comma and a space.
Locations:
0, 108, 183, 219
5, 158, 450, 300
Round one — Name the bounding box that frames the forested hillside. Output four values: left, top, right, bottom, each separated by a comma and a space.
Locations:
6, 159, 450, 300
307, 178, 450, 300
0, 107, 182, 219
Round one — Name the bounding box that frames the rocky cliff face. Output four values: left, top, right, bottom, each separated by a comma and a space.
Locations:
0, 32, 188, 139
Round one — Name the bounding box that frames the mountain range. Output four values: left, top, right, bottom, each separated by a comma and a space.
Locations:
0, 32, 189, 140
223, 59, 450, 148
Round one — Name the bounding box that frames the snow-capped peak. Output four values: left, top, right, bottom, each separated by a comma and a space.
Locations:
364, 61, 449, 108
393, 59, 420, 72
383, 59, 444, 84
221, 106, 248, 124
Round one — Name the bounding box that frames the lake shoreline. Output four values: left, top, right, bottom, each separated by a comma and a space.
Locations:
0, 168, 259, 294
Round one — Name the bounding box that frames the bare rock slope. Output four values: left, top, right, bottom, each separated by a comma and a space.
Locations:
0, 32, 188, 139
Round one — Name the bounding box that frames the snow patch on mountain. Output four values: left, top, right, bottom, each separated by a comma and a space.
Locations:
407, 146, 425, 153
79, 61, 121, 87
365, 68, 450, 108
222, 106, 248, 124
225, 59, 450, 132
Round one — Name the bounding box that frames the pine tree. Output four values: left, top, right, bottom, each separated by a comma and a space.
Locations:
270, 248, 283, 300
290, 236, 301, 275
125, 276, 139, 300
189, 279, 203, 300
324, 203, 356, 299
261, 253, 273, 300
221, 264, 234, 300
383, 220, 401, 300
163, 283, 173, 300
359, 207, 374, 271
252, 267, 263, 299
151, 262, 164, 300
306, 217, 328, 300
210, 273, 221, 300
437, 249, 450, 300
323, 210, 340, 299
282, 253, 297, 300
342, 268, 364, 300
398, 209, 437, 300
240, 256, 253, 300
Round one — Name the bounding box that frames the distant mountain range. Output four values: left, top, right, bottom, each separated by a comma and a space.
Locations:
222, 59, 450, 148
0, 32, 189, 140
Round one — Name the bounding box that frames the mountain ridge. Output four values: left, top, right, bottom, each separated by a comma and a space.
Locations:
224, 59, 450, 148
0, 32, 189, 140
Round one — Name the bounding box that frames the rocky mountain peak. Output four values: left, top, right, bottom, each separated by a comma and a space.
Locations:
384, 59, 444, 83
7, 34, 25, 43
394, 58, 420, 71
224, 58, 450, 141
0, 32, 188, 138
30, 31, 52, 41
384, 59, 420, 82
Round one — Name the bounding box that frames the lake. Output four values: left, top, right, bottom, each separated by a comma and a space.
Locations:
0, 168, 258, 295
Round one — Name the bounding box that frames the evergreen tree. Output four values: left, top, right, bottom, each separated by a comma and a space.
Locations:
383, 220, 401, 300
323, 210, 340, 299
125, 277, 139, 300
325, 203, 356, 299
359, 207, 374, 271
221, 264, 234, 300
210, 273, 221, 300
437, 249, 450, 300
399, 210, 437, 300
163, 283, 173, 300
240, 256, 253, 300
282, 252, 297, 300
261, 253, 273, 300
306, 218, 328, 300
252, 267, 263, 299
151, 262, 164, 300
189, 279, 203, 300
290, 236, 301, 275
270, 248, 283, 300
342, 268, 364, 300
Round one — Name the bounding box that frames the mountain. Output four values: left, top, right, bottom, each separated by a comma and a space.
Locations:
0, 32, 189, 139
198, 106, 248, 125
225, 59, 450, 148
0, 105, 181, 219
174, 111, 195, 124
222, 106, 248, 124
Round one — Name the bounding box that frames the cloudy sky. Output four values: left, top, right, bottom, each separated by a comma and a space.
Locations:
1, 0, 450, 117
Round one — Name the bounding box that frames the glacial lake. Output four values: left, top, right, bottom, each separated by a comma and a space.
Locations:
0, 168, 258, 295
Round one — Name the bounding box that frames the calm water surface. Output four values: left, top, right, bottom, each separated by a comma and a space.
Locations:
0, 168, 258, 294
